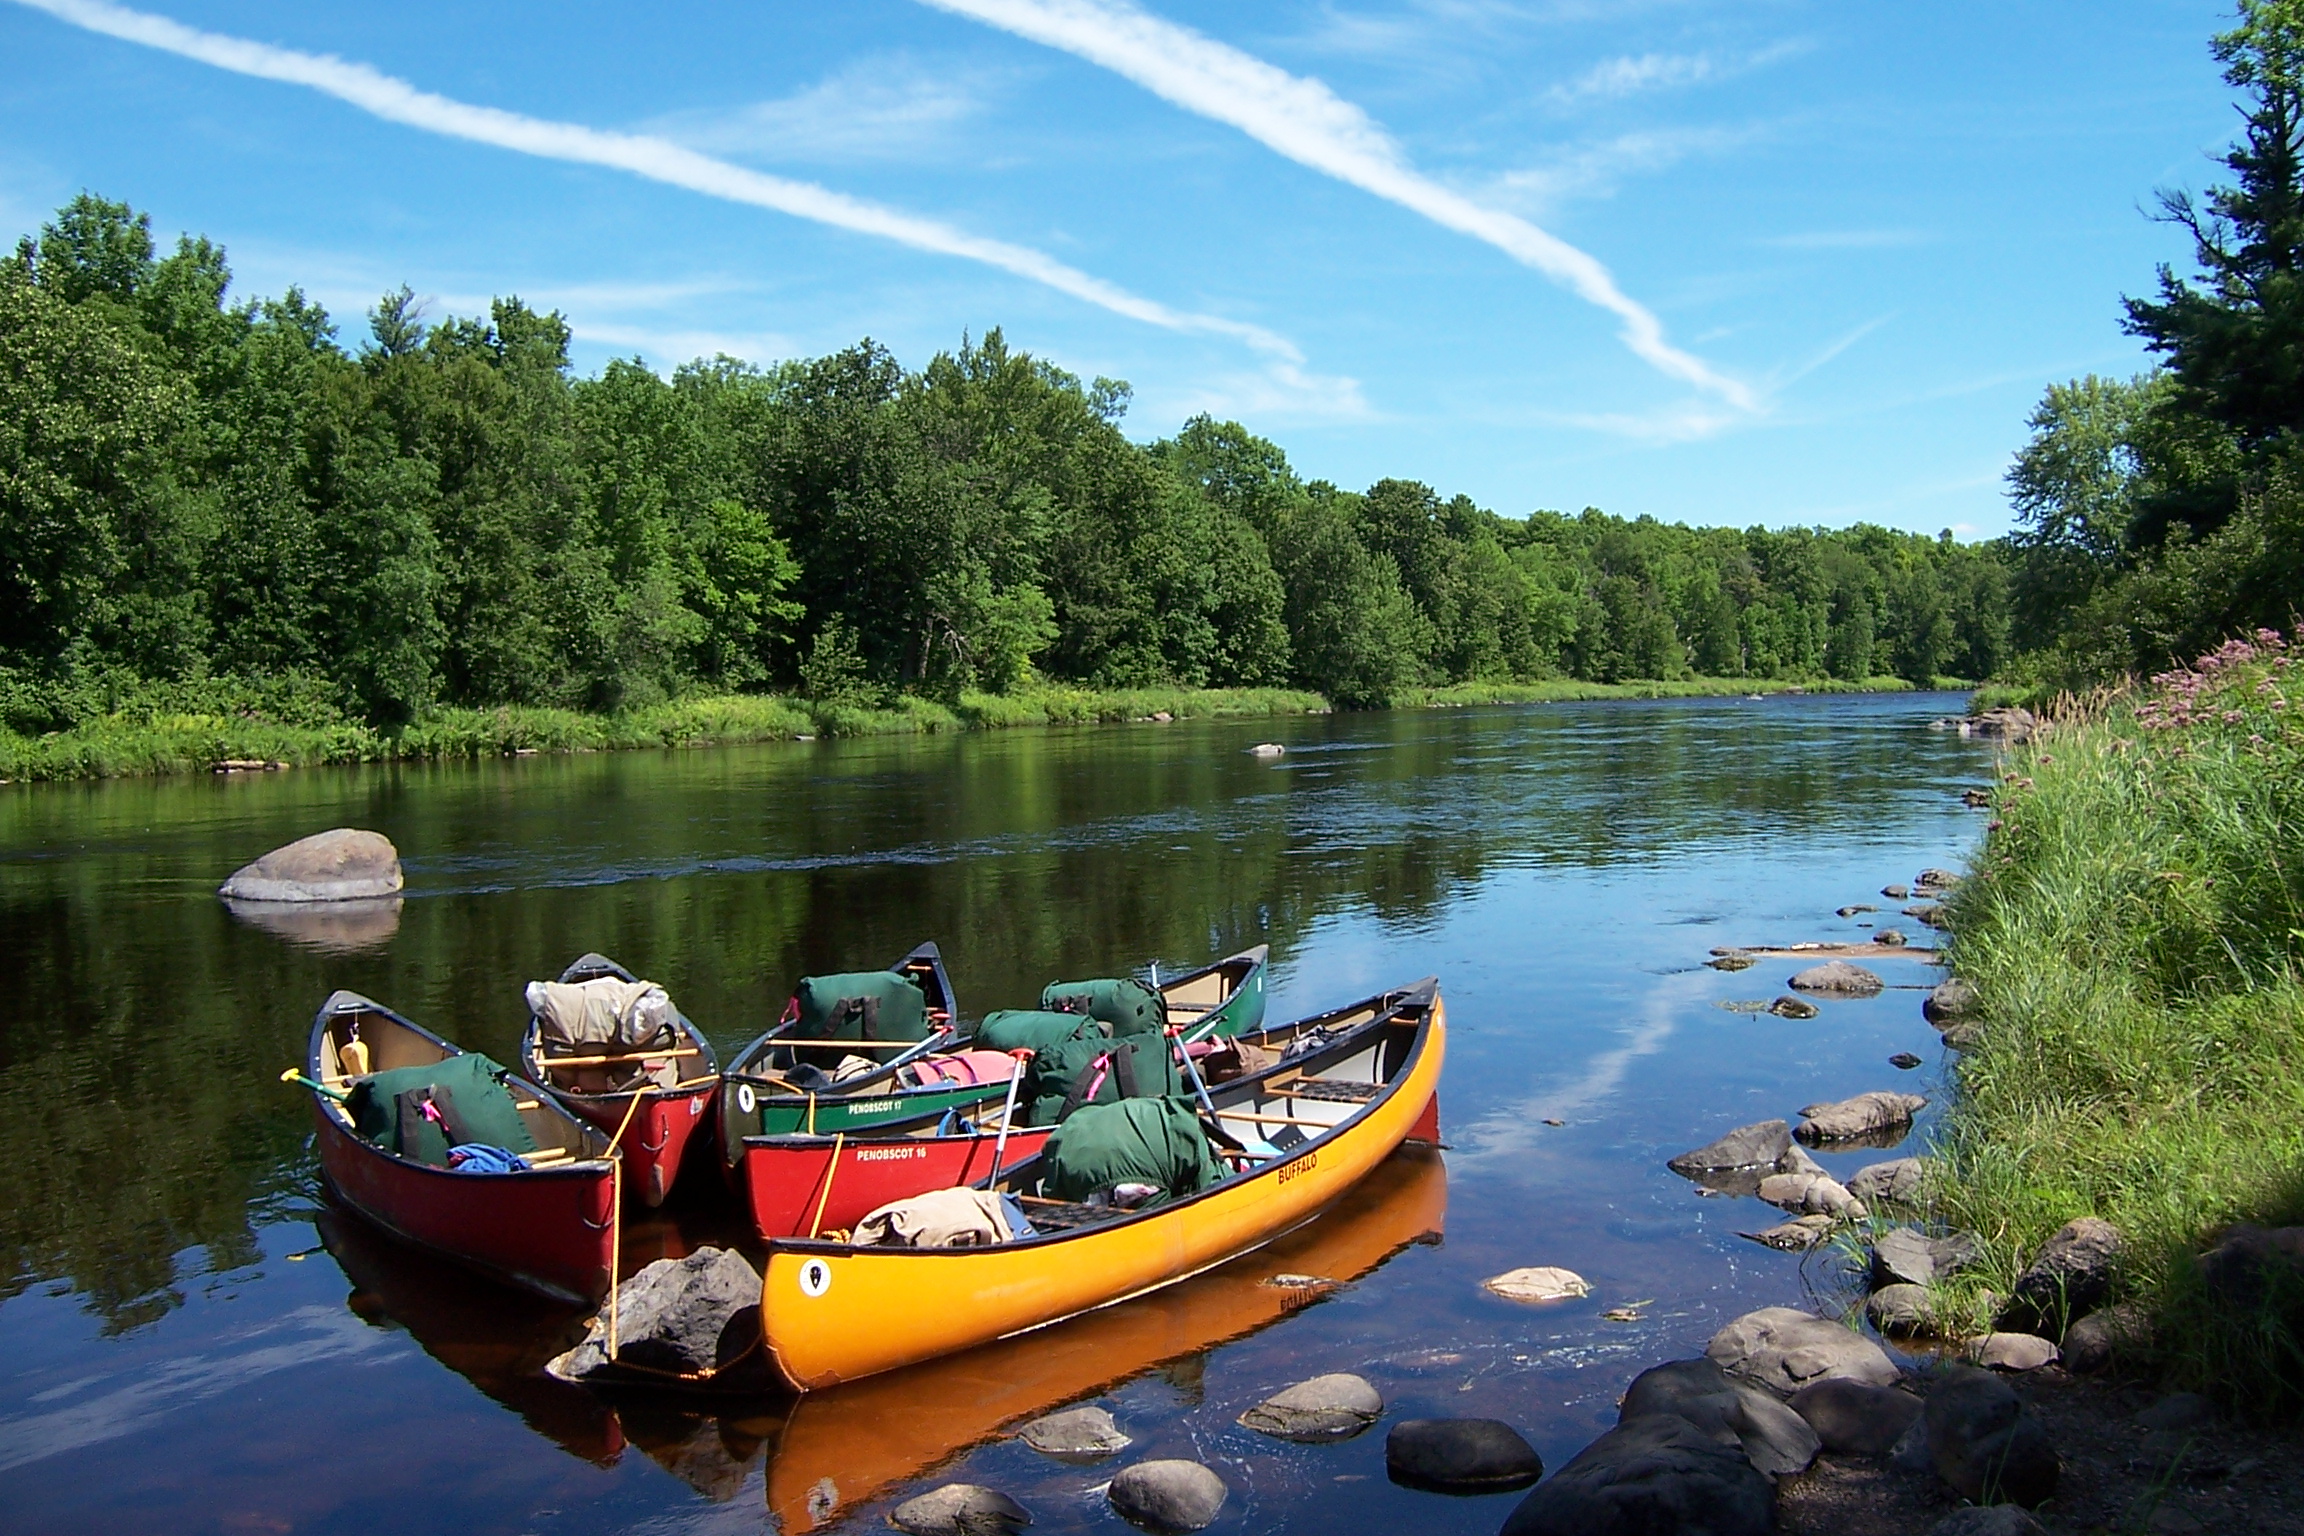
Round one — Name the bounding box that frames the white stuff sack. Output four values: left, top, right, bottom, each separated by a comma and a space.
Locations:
850, 1187, 1018, 1249
526, 977, 676, 1050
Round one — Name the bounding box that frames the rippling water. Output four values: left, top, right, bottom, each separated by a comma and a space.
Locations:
0, 694, 1992, 1534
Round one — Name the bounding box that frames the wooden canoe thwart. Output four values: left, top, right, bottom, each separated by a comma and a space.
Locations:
758, 978, 1445, 1390
305, 991, 619, 1304
742, 967, 1366, 1242
520, 952, 722, 1209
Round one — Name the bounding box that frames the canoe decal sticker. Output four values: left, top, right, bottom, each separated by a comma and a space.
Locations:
737, 1084, 757, 1115
799, 1258, 832, 1297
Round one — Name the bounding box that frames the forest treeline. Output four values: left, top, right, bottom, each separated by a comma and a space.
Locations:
2004, 0, 2304, 686
2, 194, 2014, 735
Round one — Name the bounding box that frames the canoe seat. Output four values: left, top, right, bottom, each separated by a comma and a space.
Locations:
1288, 1080, 1383, 1103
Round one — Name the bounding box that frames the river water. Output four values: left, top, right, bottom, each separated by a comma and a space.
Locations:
0, 694, 1991, 1535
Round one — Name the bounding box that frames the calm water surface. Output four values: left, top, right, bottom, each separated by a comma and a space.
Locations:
0, 695, 1992, 1535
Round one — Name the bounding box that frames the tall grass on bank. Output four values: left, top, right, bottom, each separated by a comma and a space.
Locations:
1932, 629, 2304, 1409
0, 685, 1328, 782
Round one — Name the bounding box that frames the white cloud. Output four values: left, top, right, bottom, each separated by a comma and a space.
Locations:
9, 0, 1309, 365
649, 56, 1003, 164
1548, 51, 1718, 105
1491, 124, 1755, 211
915, 0, 1759, 414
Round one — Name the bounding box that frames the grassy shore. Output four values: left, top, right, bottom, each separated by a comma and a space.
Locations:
0, 672, 1958, 783
1930, 632, 2304, 1408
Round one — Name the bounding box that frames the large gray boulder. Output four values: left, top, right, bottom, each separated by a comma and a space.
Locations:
1925, 1365, 2060, 1508
1666, 1120, 1790, 1176
2060, 1299, 2151, 1374
890, 1484, 1032, 1536
1706, 1307, 1901, 1397
1864, 1283, 1938, 1338
1846, 1158, 1925, 1206
1237, 1373, 1382, 1442
218, 828, 403, 902
547, 1247, 760, 1381
1997, 1217, 2123, 1336
1796, 1091, 1927, 1145
1498, 1414, 1773, 1536
1788, 960, 1885, 996
1617, 1358, 1820, 1478
1873, 1228, 1978, 1289
1788, 1379, 1922, 1455
1107, 1461, 1226, 1533
1924, 978, 1980, 1025
1384, 1418, 1543, 1492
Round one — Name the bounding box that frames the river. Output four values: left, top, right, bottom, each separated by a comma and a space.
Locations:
0, 693, 1990, 1534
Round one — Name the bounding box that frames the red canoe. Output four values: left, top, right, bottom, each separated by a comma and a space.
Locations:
742, 985, 1424, 1240
520, 953, 721, 1208
304, 990, 619, 1304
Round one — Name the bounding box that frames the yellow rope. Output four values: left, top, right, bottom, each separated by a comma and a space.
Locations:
806, 1090, 817, 1135
602, 1087, 648, 1361
807, 1133, 846, 1240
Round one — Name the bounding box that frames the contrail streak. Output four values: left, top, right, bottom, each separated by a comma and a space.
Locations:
917, 0, 1758, 412
9, 0, 1302, 359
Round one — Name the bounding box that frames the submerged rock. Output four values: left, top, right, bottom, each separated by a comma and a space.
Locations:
1706, 952, 1756, 971
1962, 707, 2038, 743
1796, 1091, 1926, 1145
1756, 1172, 1867, 1220
548, 1247, 760, 1382
1873, 928, 1910, 947
1108, 1461, 1227, 1533
891, 1485, 1031, 1536
1742, 1215, 1835, 1251
1499, 1414, 1773, 1536
1926, 1365, 2060, 1507
1998, 1217, 2123, 1336
1837, 904, 1878, 917
1889, 1051, 1923, 1070
1018, 1405, 1129, 1460
1706, 1307, 1900, 1396
1384, 1418, 1543, 1492
1483, 1267, 1590, 1303
1788, 960, 1885, 997
1924, 978, 1981, 1024
1788, 1378, 1922, 1456
1768, 995, 1821, 1020
1617, 1357, 1820, 1477
1882, 883, 1912, 899
1906, 902, 1951, 929
1238, 1373, 1382, 1442
218, 828, 403, 903
1915, 868, 1962, 891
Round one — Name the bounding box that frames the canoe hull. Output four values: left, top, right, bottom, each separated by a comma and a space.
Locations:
745, 1123, 1056, 1239
559, 1085, 717, 1208
760, 992, 1446, 1389
311, 1103, 617, 1305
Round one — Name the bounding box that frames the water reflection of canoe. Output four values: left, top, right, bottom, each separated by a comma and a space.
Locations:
521, 952, 722, 1209
762, 1144, 1447, 1532
312, 1202, 623, 1467
306, 991, 620, 1303
760, 980, 1444, 1390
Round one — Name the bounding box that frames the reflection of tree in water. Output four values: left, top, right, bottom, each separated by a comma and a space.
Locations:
0, 699, 1980, 1327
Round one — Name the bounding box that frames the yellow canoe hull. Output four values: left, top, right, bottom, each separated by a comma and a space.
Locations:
760, 995, 1446, 1390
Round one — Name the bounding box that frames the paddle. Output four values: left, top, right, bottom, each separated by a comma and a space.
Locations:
279, 1067, 352, 1104
987, 1049, 1031, 1183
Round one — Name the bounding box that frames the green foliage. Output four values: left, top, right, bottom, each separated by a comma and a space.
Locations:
1933, 635, 2304, 1410
0, 193, 2009, 770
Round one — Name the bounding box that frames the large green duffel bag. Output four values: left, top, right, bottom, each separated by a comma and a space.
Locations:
974, 1008, 1109, 1055
1036, 1096, 1222, 1206
787, 970, 928, 1042
1040, 976, 1165, 1037
347, 1053, 538, 1166
1020, 1031, 1188, 1126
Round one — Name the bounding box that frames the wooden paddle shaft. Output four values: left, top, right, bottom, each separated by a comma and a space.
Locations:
542, 1046, 702, 1069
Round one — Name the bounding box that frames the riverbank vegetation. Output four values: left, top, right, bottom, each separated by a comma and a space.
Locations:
2, 193, 2008, 779
1933, 631, 2304, 1407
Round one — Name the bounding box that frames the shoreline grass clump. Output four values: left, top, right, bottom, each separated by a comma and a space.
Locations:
1931, 628, 2304, 1410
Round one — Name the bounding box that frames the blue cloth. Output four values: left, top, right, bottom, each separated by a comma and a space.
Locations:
445, 1143, 531, 1174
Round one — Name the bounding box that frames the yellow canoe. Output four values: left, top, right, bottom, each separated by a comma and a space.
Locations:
760, 979, 1446, 1390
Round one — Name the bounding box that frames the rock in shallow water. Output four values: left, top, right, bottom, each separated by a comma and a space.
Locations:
1925, 977, 1981, 1024
1788, 960, 1886, 996
1769, 995, 1821, 1019
1873, 1227, 1978, 1289
1796, 1090, 1927, 1144
218, 828, 403, 903
548, 1247, 760, 1381
1707, 1306, 1901, 1396
1667, 1120, 1790, 1175
890, 1484, 1032, 1536
1846, 1157, 1925, 1206
1742, 1215, 1835, 1251
1107, 1461, 1226, 1533
1788, 1378, 1923, 1455
1865, 1283, 1938, 1337
1384, 1418, 1543, 1492
1756, 1172, 1867, 1220
1483, 1267, 1590, 1303
1238, 1373, 1382, 1442
1017, 1405, 1128, 1459
1499, 1414, 1773, 1536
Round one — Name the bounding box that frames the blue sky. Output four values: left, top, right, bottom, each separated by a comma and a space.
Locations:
0, 0, 2241, 537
